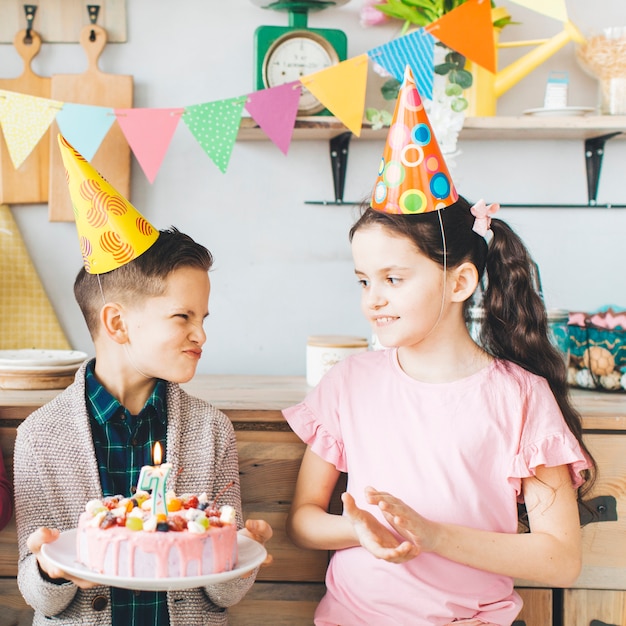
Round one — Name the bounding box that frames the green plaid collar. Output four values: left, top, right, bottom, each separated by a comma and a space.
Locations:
85, 359, 167, 424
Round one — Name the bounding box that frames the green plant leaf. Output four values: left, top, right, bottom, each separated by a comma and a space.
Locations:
451, 97, 469, 112
445, 83, 463, 96
448, 68, 473, 89
434, 62, 454, 75
444, 51, 466, 69
381, 78, 401, 101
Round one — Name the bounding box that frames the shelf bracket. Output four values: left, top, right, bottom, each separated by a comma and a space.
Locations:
305, 132, 361, 205
585, 132, 622, 205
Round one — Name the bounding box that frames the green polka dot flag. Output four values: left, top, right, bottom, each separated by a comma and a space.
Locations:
182, 96, 247, 173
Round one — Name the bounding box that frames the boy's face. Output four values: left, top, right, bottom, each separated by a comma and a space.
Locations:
122, 266, 211, 384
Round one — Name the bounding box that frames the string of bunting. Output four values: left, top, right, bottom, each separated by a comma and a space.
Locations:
0, 0, 567, 182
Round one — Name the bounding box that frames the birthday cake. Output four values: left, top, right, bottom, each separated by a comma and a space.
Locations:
76, 491, 238, 578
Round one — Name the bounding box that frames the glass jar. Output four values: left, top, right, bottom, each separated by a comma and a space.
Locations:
547, 309, 570, 366
306, 335, 368, 387
468, 306, 570, 366
467, 305, 485, 346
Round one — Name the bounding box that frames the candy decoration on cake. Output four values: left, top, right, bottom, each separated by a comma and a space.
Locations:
76, 489, 238, 578
57, 134, 159, 274
371, 66, 458, 215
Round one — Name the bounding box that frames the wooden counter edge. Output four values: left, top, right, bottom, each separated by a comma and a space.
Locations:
1, 376, 626, 430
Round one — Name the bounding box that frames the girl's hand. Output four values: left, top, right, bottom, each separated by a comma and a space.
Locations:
27, 527, 97, 589
364, 486, 438, 554
342, 492, 419, 563
240, 519, 274, 569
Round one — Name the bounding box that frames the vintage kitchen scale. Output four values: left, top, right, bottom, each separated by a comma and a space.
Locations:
252, 0, 348, 116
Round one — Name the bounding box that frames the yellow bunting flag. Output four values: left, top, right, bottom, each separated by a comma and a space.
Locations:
0, 90, 62, 169
300, 55, 369, 136
428, 0, 496, 73
507, 0, 568, 22
57, 134, 159, 274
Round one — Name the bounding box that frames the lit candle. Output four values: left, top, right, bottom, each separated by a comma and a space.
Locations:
137, 442, 172, 517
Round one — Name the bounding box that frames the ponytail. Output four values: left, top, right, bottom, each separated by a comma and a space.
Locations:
481, 219, 596, 497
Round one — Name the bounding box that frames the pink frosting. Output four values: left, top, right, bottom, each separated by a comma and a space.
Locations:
77, 512, 237, 577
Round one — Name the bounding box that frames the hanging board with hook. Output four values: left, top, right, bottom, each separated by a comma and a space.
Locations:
0, 29, 51, 204
48, 23, 133, 222
0, 0, 126, 43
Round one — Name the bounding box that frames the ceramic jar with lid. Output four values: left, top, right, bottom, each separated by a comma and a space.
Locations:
306, 335, 368, 387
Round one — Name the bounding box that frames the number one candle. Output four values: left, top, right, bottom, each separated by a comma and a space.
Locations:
137, 442, 172, 517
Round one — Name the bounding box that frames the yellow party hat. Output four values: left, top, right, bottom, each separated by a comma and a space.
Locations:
371, 66, 458, 214
57, 134, 159, 274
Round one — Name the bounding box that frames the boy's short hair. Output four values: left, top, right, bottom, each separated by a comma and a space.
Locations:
74, 227, 214, 338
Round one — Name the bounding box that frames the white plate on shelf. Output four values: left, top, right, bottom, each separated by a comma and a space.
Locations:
523, 106, 595, 117
0, 362, 82, 373
0, 349, 88, 367
41, 529, 267, 591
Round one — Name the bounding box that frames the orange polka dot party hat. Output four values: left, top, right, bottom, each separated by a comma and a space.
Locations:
371, 66, 459, 215
57, 133, 159, 274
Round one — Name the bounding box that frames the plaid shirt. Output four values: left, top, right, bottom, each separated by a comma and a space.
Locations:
86, 361, 169, 626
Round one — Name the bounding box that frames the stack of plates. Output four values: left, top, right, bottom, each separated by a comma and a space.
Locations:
0, 349, 89, 390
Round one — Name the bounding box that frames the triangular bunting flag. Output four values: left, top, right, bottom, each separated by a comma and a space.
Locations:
115, 107, 183, 183
429, 0, 496, 73
300, 55, 369, 136
367, 29, 435, 99
245, 82, 301, 155
0, 90, 62, 169
182, 96, 247, 173
507, 0, 568, 22
55, 102, 116, 162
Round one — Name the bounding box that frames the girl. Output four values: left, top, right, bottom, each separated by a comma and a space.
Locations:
283, 197, 595, 626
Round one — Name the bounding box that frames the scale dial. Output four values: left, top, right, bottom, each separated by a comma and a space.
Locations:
262, 30, 339, 115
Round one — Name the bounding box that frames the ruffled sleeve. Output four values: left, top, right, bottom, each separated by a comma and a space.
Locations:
508, 431, 591, 496
506, 374, 592, 497
282, 362, 348, 472
283, 402, 346, 472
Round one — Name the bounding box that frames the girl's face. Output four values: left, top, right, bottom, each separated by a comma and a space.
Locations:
352, 224, 447, 350
122, 266, 211, 383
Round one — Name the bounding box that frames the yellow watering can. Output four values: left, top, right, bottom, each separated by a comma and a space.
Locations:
466, 8, 586, 116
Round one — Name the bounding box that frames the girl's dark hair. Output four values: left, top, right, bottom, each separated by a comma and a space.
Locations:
350, 199, 596, 498
74, 227, 213, 338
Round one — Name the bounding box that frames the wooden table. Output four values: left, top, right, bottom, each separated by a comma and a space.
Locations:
1, 377, 625, 626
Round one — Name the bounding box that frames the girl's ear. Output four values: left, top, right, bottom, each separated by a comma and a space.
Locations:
100, 302, 128, 344
451, 262, 479, 303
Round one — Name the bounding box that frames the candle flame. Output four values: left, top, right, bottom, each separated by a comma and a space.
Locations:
153, 441, 163, 465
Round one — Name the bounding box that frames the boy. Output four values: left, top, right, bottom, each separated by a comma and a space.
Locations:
13, 136, 272, 625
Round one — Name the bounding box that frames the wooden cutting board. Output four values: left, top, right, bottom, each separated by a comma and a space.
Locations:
49, 24, 133, 222
0, 29, 51, 204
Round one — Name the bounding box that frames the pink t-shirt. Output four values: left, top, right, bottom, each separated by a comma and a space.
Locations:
283, 349, 590, 626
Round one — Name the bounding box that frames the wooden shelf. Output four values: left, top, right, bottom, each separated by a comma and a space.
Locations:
238, 115, 626, 142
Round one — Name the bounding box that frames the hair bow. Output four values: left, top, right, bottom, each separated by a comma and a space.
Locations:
470, 199, 500, 237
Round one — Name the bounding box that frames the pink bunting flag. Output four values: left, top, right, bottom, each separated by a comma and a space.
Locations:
115, 107, 184, 183
245, 82, 301, 155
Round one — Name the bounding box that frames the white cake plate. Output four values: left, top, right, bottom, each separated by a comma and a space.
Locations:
41, 529, 267, 591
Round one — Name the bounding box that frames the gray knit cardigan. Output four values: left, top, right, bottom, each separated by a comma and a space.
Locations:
14, 362, 257, 625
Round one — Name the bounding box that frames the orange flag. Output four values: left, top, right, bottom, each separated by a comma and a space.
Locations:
428, 0, 496, 73
300, 55, 369, 136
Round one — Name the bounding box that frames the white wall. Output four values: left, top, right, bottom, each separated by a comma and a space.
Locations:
2, 0, 625, 375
